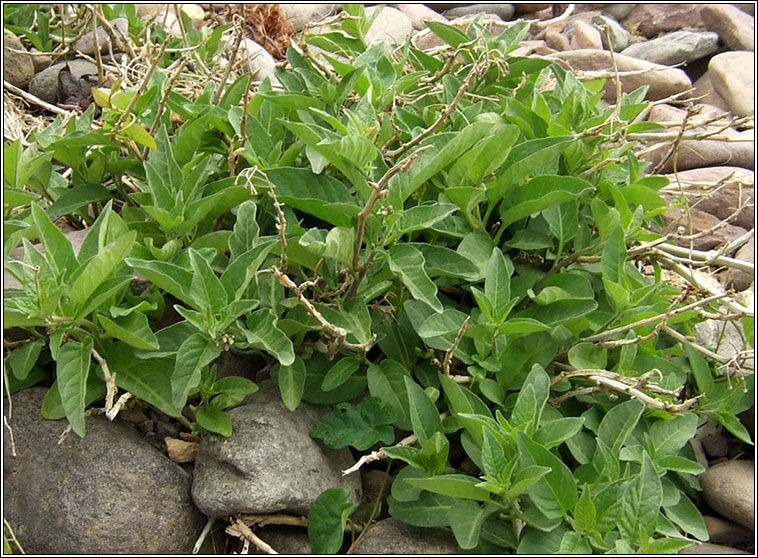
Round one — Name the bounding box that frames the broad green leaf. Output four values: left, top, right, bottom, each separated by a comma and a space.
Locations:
716, 411, 753, 445
415, 307, 468, 339
557, 531, 592, 554
517, 432, 577, 517
47, 184, 111, 217
511, 364, 550, 435
644, 539, 695, 554
664, 495, 708, 542
220, 238, 277, 301
509, 465, 552, 496
597, 398, 644, 456
498, 175, 594, 230
534, 417, 585, 449
387, 492, 455, 528
656, 455, 705, 475
308, 488, 357, 554
496, 318, 550, 335
30, 202, 78, 279
404, 376, 443, 446
188, 248, 227, 314
402, 122, 493, 201
567, 342, 607, 370
8, 340, 44, 380
321, 357, 361, 391
388, 244, 442, 313
543, 199, 579, 246
310, 396, 395, 450
382, 445, 428, 472
449, 501, 498, 549
172, 333, 221, 410
277, 355, 306, 411
125, 258, 193, 306
56, 338, 93, 437
618, 451, 661, 542
367, 359, 412, 431
211, 376, 259, 408
393, 203, 459, 236
243, 309, 295, 366
179, 186, 250, 234
196, 404, 233, 436
261, 167, 360, 227
425, 20, 470, 47
648, 413, 699, 456
489, 136, 573, 203
602, 226, 627, 284
516, 525, 568, 554
406, 474, 491, 501
97, 311, 159, 351
409, 243, 481, 281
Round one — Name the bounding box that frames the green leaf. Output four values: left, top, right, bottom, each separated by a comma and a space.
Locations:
597, 398, 644, 456
567, 342, 607, 370
277, 355, 306, 411
97, 311, 160, 351
30, 202, 78, 279
415, 307, 468, 339
557, 531, 592, 554
220, 238, 277, 301
261, 167, 360, 227
484, 248, 515, 322
406, 474, 491, 501
517, 431, 577, 517
243, 309, 295, 366
425, 20, 471, 47
716, 411, 753, 444
573, 485, 596, 534
172, 333, 221, 410
394, 203, 459, 236
602, 226, 627, 284
310, 396, 395, 450
449, 501, 498, 549
387, 492, 455, 528
489, 136, 573, 203
321, 357, 361, 392
648, 413, 699, 456
498, 175, 594, 230
404, 376, 443, 446
656, 455, 705, 475
188, 248, 227, 314
644, 539, 695, 554
534, 417, 585, 449
496, 318, 551, 335
664, 495, 708, 542
211, 376, 259, 408
47, 184, 111, 217
543, 199, 579, 246
56, 338, 93, 437
509, 465, 552, 496
229, 199, 259, 260
388, 244, 443, 313
367, 359, 412, 431
125, 258, 193, 306
308, 488, 357, 554
196, 404, 233, 436
618, 451, 661, 542
8, 340, 44, 380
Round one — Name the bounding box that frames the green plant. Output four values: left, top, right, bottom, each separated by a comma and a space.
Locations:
3, 5, 754, 554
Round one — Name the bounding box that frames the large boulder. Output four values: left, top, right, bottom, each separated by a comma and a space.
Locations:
621, 31, 720, 66
701, 4, 755, 51
708, 51, 755, 118
350, 518, 459, 554
700, 460, 755, 531
547, 49, 692, 101
3, 388, 204, 554
192, 380, 361, 517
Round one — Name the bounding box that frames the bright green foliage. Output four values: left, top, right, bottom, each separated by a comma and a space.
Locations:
3, 6, 754, 555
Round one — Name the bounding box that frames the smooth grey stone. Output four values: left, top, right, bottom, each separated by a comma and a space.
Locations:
3, 387, 204, 554
700, 460, 755, 530
445, 4, 514, 21
4, 30, 35, 89
192, 380, 361, 517
350, 518, 459, 554
622, 31, 720, 66
28, 59, 99, 104
72, 17, 129, 55
592, 14, 630, 51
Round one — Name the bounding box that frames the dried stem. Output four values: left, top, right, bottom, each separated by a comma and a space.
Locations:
384, 57, 487, 158
443, 316, 470, 376
228, 517, 278, 554
352, 145, 432, 270
270, 266, 375, 360
4, 80, 73, 116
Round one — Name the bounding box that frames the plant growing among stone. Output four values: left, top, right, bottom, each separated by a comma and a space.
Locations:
3, 5, 754, 554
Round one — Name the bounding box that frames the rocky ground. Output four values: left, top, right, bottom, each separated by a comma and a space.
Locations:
3, 3, 755, 554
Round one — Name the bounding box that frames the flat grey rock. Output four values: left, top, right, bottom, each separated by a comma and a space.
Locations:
622, 31, 720, 66
700, 460, 755, 531
351, 518, 459, 554
3, 387, 204, 554
192, 380, 361, 517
